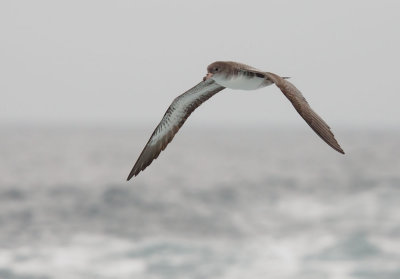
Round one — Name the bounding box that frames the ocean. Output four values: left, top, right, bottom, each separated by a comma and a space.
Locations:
0, 125, 399, 279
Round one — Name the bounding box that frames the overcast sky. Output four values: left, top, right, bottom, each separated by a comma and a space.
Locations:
1, 0, 399, 129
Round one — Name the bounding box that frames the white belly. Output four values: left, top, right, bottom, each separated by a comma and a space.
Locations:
213, 74, 268, 90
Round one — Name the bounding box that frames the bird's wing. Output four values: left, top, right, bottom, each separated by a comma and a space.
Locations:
264, 72, 345, 154
127, 79, 225, 180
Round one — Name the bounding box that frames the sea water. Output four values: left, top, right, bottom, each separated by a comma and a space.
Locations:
0, 125, 399, 279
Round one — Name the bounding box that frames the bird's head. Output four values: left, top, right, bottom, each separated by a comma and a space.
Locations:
203, 61, 229, 81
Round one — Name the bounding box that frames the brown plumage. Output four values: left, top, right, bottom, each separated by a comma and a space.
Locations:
127, 61, 344, 180
264, 72, 344, 154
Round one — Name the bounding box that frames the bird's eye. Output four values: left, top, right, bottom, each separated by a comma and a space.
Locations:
215, 68, 219, 72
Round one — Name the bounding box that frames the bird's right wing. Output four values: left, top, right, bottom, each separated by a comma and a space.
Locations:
127, 79, 225, 180
265, 72, 345, 154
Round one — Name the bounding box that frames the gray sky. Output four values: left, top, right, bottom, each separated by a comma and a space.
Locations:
1, 0, 399, 129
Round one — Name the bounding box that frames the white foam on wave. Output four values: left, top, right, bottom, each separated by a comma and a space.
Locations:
0, 233, 146, 279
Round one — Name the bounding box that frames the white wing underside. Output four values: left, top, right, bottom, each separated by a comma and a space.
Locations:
127, 79, 225, 180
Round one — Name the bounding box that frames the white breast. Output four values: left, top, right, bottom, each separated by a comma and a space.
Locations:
212, 73, 268, 90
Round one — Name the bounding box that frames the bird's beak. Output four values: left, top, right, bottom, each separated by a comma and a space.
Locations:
203, 73, 213, 81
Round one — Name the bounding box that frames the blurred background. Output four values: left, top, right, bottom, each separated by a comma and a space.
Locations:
1, 1, 399, 278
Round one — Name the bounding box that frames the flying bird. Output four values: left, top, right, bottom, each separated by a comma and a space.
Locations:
127, 61, 344, 180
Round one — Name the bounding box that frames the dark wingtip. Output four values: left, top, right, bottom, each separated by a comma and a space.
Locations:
126, 169, 137, 181
333, 144, 345, 155
329, 139, 345, 155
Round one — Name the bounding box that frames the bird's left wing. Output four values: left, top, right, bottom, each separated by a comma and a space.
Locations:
127, 79, 225, 180
264, 72, 345, 154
